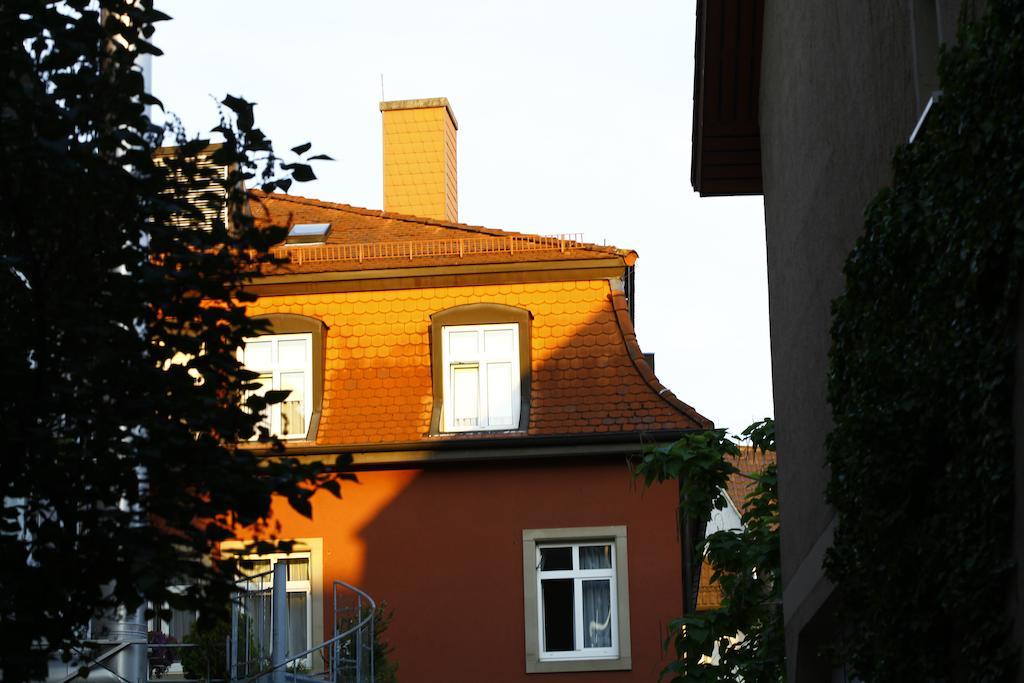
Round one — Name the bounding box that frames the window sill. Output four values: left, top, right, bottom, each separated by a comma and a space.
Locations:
428, 427, 527, 438
526, 655, 632, 674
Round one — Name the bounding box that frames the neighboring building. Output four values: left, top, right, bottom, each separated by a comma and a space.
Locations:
696, 446, 777, 613
689, 1, 1005, 681
190, 98, 711, 680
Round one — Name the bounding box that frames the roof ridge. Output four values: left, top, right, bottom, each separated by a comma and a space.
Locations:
250, 190, 631, 258
608, 289, 713, 429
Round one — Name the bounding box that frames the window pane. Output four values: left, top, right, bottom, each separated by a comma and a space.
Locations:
244, 341, 273, 369
541, 579, 574, 652
279, 372, 305, 435
580, 545, 612, 569
484, 328, 515, 355
287, 592, 308, 657
486, 362, 514, 425
245, 593, 273, 656
244, 373, 272, 434
539, 546, 572, 571
285, 557, 310, 581
278, 339, 306, 368
169, 608, 196, 643
239, 559, 273, 578
582, 580, 612, 648
448, 330, 478, 359
451, 365, 479, 427
247, 372, 271, 398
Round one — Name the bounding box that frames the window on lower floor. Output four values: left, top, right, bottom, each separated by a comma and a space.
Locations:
148, 589, 197, 676
538, 542, 618, 658
149, 541, 323, 677
522, 526, 632, 674
238, 552, 313, 664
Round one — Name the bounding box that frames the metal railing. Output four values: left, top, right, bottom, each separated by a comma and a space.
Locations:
139, 568, 375, 683
328, 580, 375, 683
229, 567, 276, 680
272, 233, 585, 265
233, 574, 375, 683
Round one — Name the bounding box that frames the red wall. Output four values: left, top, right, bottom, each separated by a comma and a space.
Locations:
258, 458, 682, 682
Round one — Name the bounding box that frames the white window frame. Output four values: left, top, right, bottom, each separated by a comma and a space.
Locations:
536, 542, 619, 660
441, 323, 520, 432
522, 527, 632, 674
238, 333, 313, 440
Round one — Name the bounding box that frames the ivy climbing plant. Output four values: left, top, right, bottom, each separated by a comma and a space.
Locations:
825, 2, 1024, 680
636, 419, 784, 682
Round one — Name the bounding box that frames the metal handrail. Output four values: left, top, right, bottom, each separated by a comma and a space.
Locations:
332, 580, 377, 618
237, 580, 375, 683
59, 641, 135, 683
230, 581, 374, 679
230, 566, 277, 680
239, 613, 370, 682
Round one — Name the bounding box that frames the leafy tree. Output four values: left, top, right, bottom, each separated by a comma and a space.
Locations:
635, 419, 783, 682
0, 2, 346, 679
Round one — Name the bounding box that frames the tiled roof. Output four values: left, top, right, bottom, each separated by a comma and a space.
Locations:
249, 191, 636, 275
697, 446, 777, 612
245, 279, 709, 448
724, 445, 776, 512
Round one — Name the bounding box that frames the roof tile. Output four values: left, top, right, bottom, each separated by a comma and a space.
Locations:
248, 191, 635, 275
245, 279, 709, 447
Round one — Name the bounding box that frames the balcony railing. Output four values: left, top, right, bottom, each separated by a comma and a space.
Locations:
272, 233, 586, 265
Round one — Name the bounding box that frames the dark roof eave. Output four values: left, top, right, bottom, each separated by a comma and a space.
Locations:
691, 0, 766, 197
246, 428, 702, 468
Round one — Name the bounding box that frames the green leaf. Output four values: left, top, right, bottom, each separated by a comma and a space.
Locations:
282, 162, 316, 182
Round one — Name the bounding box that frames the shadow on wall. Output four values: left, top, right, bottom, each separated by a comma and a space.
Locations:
252, 299, 698, 680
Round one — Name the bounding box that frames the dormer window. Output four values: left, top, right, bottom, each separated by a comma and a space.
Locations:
237, 314, 326, 443
442, 323, 520, 431
239, 332, 313, 439
430, 304, 532, 434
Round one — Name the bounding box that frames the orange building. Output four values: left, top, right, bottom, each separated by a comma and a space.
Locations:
229, 98, 711, 681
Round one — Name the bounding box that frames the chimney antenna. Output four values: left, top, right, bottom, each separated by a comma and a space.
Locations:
380, 74, 385, 101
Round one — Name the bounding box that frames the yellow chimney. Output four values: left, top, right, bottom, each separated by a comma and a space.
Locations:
380, 98, 458, 223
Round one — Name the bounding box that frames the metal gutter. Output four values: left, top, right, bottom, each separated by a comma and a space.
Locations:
247, 429, 700, 469
247, 257, 628, 286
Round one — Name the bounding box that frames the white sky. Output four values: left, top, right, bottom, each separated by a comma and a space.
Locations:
153, 0, 773, 433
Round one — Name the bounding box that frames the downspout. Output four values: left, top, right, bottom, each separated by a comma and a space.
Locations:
681, 505, 694, 614
679, 481, 706, 616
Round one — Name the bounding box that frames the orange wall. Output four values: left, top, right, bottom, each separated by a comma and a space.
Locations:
256, 458, 682, 682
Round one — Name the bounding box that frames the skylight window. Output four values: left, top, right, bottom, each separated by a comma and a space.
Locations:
286, 223, 331, 245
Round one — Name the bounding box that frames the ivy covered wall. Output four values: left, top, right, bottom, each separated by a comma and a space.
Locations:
825, 3, 1024, 680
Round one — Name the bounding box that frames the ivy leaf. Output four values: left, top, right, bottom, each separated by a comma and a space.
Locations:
222, 94, 255, 131
282, 162, 316, 182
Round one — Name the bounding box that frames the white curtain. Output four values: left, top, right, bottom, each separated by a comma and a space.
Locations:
583, 580, 611, 648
